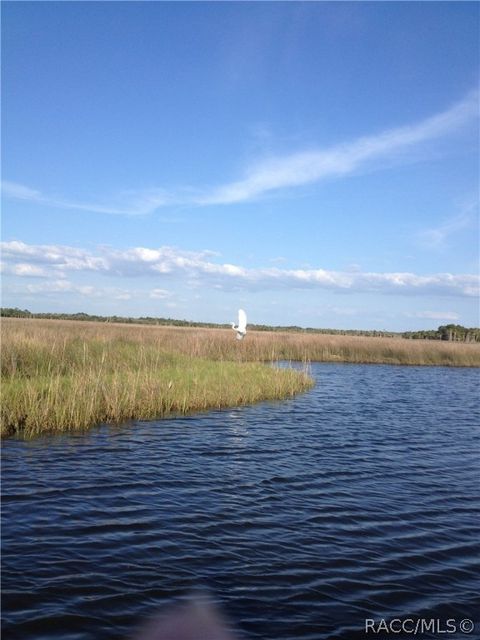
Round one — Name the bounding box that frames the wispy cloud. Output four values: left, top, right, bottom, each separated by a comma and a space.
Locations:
418, 200, 479, 248
3, 277, 134, 300
2, 240, 478, 298
149, 288, 172, 300
25, 280, 99, 297
0, 262, 50, 277
1, 181, 170, 216
2, 90, 478, 214
405, 310, 461, 321
201, 90, 478, 205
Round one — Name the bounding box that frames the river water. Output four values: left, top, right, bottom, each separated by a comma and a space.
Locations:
2, 363, 479, 639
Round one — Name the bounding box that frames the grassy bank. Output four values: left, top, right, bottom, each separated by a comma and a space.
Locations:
141, 324, 480, 367
2, 318, 479, 437
1, 319, 313, 438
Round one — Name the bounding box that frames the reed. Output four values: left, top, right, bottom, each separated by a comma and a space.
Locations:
132, 325, 480, 367
2, 318, 479, 437
1, 319, 313, 438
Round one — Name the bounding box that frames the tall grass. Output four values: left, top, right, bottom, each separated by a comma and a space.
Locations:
141, 325, 480, 367
1, 319, 313, 438
13, 318, 473, 366
2, 318, 479, 438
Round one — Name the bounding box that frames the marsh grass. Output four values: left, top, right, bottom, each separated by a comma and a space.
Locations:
1, 319, 313, 437
150, 325, 480, 367
2, 318, 479, 437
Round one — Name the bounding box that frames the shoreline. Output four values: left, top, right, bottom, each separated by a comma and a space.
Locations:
1, 319, 314, 438
2, 318, 479, 438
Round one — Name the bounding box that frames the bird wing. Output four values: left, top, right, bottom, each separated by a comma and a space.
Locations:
238, 309, 247, 332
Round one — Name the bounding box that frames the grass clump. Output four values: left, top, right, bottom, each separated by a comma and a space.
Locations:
1, 319, 313, 438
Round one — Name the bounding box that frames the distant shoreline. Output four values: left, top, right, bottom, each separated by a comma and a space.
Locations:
2, 308, 479, 342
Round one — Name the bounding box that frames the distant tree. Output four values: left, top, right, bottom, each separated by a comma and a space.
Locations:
0, 307, 32, 318
403, 324, 480, 343
1, 308, 479, 341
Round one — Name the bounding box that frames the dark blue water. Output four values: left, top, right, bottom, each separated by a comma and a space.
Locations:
2, 363, 480, 640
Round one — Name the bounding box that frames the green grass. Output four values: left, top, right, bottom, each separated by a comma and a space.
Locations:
1, 319, 313, 438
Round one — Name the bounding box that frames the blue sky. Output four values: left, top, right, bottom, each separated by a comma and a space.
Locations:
1, 1, 479, 331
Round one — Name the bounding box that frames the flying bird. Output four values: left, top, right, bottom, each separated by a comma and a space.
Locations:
232, 309, 247, 340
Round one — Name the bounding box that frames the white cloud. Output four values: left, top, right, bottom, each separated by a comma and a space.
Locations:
2, 240, 478, 298
419, 200, 479, 248
149, 288, 171, 299
5, 277, 134, 301
329, 306, 361, 317
1, 182, 170, 216
2, 89, 478, 213
1, 182, 44, 201
405, 311, 461, 321
0, 262, 50, 277
25, 280, 99, 297
1, 240, 107, 273
210, 90, 476, 204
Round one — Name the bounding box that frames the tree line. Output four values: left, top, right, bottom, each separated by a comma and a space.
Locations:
1, 308, 479, 342
403, 324, 480, 342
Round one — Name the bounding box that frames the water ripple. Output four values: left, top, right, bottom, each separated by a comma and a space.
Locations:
2, 363, 480, 639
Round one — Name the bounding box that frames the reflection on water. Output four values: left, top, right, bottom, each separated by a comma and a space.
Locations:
2, 363, 480, 640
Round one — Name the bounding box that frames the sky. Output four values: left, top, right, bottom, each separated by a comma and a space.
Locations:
1, 1, 479, 331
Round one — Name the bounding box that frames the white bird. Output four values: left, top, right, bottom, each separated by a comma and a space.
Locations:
232, 309, 247, 340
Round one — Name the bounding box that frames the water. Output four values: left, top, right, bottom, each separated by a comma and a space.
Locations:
2, 363, 479, 639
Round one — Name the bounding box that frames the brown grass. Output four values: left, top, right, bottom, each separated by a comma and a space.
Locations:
144, 324, 480, 367
1, 318, 313, 438
2, 318, 478, 438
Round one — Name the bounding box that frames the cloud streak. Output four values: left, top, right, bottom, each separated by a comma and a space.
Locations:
419, 200, 479, 248
1, 181, 170, 216
406, 310, 461, 321
201, 90, 479, 205
2, 90, 478, 214
2, 240, 478, 298
3, 278, 134, 301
